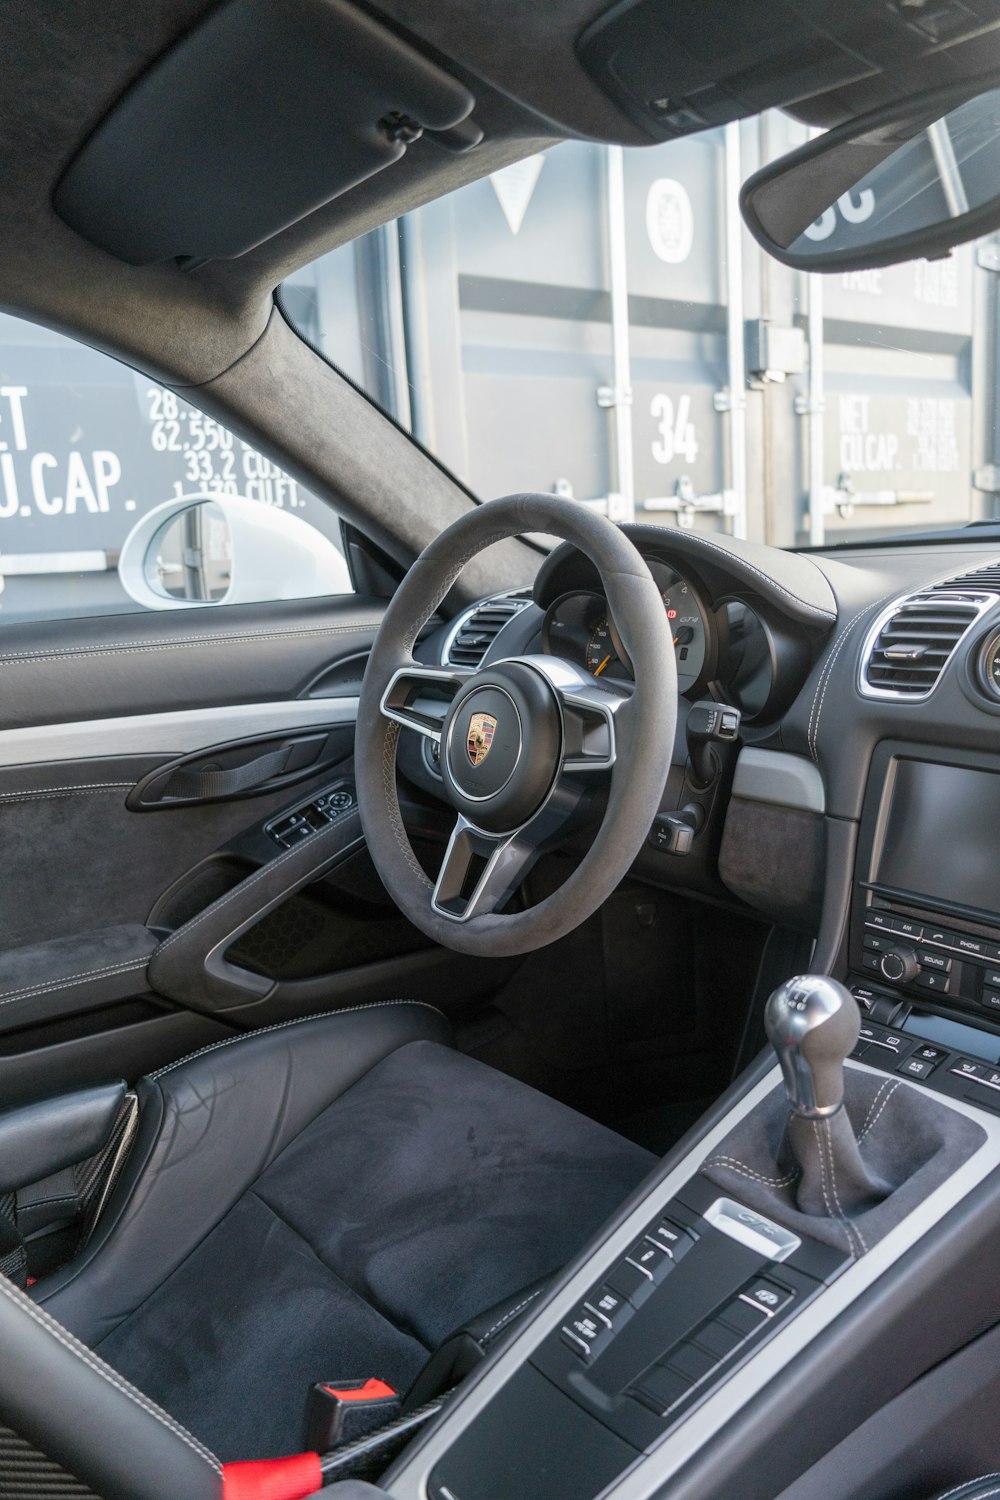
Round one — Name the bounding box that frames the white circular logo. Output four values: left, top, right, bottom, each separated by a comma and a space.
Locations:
646, 178, 694, 264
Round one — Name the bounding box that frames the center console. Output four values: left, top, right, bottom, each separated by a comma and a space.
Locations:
846, 742, 1000, 1084
380, 1000, 1000, 1500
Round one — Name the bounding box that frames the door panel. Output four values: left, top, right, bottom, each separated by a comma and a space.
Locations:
0, 596, 384, 729
0, 593, 407, 1105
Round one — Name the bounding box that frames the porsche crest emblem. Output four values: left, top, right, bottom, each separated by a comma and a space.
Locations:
467, 712, 498, 767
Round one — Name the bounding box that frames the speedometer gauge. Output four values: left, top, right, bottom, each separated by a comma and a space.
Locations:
585, 620, 620, 677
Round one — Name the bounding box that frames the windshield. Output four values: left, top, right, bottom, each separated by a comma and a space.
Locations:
282, 112, 997, 551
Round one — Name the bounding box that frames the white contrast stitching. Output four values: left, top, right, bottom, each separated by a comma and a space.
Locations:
807, 596, 896, 761
856, 1080, 892, 1140
703, 1155, 799, 1188
482, 1290, 544, 1343
148, 999, 446, 1081
822, 1116, 866, 1256
0, 783, 132, 800
858, 1081, 901, 1142
153, 809, 363, 960
0, 1276, 221, 1473
0, 960, 149, 1009
642, 526, 836, 620
381, 722, 432, 887
0, 621, 384, 668
934, 1477, 1000, 1500
811, 1118, 859, 1259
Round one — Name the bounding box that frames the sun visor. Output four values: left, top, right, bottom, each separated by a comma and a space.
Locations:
53, 0, 478, 266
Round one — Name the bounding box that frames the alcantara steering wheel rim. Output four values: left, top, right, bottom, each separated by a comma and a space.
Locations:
355, 493, 678, 957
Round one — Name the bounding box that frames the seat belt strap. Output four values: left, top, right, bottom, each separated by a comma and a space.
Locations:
221, 1452, 322, 1500
0, 1194, 27, 1288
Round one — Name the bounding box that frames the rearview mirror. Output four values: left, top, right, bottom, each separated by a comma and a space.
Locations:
741, 73, 1000, 272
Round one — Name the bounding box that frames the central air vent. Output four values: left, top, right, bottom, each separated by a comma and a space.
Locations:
860, 591, 995, 699
443, 592, 533, 669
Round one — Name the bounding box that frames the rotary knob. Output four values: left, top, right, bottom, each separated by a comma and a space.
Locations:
879, 945, 919, 985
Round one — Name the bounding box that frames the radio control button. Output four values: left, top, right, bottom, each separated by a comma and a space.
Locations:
980, 990, 1000, 1013
863, 934, 892, 953
986, 971, 1000, 991
918, 952, 952, 973
866, 911, 892, 931
880, 947, 919, 984
915, 971, 950, 994
861, 953, 883, 975
984, 944, 1000, 964
890, 918, 924, 940
956, 936, 985, 957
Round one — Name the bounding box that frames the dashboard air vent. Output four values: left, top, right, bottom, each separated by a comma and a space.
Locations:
443, 591, 533, 668
860, 591, 993, 699
931, 559, 1000, 593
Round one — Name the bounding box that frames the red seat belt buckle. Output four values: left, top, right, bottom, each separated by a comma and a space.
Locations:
304, 1377, 400, 1452
221, 1452, 322, 1500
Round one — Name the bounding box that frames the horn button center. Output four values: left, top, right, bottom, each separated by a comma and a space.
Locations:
442, 663, 563, 833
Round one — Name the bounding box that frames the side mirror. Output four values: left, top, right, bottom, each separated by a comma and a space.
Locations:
118, 492, 351, 610
741, 72, 1000, 272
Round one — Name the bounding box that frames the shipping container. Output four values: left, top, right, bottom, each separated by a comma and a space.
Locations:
4, 111, 999, 617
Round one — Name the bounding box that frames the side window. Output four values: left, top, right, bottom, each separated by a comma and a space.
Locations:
0, 313, 352, 620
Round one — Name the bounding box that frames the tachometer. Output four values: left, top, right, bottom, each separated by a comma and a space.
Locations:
659, 570, 707, 691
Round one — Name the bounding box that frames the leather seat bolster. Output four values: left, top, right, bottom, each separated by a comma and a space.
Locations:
0, 1274, 219, 1500
37, 1001, 453, 1345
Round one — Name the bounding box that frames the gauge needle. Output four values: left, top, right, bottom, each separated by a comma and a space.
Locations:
594, 655, 611, 677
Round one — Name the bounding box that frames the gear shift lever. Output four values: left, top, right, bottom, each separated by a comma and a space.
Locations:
764, 975, 859, 1118
764, 975, 886, 1222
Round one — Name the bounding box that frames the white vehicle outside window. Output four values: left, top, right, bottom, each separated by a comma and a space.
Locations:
0, 313, 352, 620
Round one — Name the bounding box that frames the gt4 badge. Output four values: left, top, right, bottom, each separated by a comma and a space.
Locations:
467, 712, 497, 767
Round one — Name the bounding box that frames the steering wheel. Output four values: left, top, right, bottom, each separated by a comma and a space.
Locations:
355, 494, 677, 957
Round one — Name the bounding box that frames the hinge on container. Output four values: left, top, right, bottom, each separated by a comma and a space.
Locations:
973, 464, 1000, 494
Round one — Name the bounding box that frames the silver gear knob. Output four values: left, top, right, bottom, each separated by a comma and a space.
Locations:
764, 975, 860, 1118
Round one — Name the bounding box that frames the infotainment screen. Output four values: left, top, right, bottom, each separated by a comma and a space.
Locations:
876, 759, 1000, 914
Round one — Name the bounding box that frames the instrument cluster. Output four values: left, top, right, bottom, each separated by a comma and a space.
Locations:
541, 559, 710, 696
539, 551, 795, 721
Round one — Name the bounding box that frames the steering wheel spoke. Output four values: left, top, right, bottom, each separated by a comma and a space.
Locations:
380, 664, 472, 743
431, 815, 538, 921
513, 654, 628, 774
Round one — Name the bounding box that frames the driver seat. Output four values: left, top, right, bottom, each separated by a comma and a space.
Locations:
1, 1002, 654, 1492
